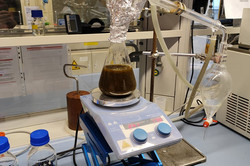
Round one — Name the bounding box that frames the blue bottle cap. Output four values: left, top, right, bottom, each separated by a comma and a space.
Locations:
30, 129, 50, 146
31, 10, 43, 18
0, 136, 10, 154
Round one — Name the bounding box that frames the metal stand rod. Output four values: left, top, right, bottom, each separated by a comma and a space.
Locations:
63, 64, 87, 94
150, 30, 157, 102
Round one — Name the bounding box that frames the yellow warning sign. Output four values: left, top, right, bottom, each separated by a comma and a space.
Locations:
118, 139, 132, 151
72, 60, 80, 70
122, 141, 131, 149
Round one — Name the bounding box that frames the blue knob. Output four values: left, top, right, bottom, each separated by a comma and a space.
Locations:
133, 128, 148, 142
157, 123, 171, 136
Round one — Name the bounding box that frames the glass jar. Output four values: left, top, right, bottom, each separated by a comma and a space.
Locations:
0, 136, 18, 166
31, 10, 45, 36
27, 129, 57, 166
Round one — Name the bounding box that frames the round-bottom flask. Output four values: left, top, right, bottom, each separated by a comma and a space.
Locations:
201, 62, 232, 127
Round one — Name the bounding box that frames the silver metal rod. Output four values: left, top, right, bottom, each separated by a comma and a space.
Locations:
63, 64, 87, 94
142, 51, 197, 57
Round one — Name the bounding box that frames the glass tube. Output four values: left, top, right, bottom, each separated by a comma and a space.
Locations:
149, 0, 227, 54
150, 0, 222, 29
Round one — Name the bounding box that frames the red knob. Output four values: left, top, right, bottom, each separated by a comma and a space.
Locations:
203, 121, 210, 128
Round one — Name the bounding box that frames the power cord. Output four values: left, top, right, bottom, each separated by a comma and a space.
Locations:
68, 109, 111, 166
107, 154, 111, 165
180, 100, 205, 123
58, 152, 83, 161
121, 159, 128, 166
73, 108, 84, 166
57, 147, 82, 158
180, 99, 218, 127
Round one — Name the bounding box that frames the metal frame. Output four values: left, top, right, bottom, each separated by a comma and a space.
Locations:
80, 112, 163, 166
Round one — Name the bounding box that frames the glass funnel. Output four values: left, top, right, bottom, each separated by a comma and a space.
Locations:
201, 56, 232, 127
99, 41, 136, 97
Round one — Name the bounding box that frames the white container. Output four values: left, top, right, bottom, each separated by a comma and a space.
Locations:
27, 129, 57, 166
0, 136, 18, 166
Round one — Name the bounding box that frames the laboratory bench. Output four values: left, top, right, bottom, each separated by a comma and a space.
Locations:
7, 117, 250, 166
174, 121, 250, 166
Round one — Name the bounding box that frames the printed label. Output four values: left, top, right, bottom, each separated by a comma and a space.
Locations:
32, 25, 38, 30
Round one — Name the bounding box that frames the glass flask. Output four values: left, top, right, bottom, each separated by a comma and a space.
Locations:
99, 42, 136, 96
201, 58, 232, 127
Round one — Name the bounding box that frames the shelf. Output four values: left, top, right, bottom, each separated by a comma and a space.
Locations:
0, 30, 183, 47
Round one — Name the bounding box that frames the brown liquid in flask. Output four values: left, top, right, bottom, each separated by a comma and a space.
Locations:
99, 64, 136, 96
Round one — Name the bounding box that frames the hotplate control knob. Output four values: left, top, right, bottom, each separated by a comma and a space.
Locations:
133, 128, 148, 143
157, 123, 171, 136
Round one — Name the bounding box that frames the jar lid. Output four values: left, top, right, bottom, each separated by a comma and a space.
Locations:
31, 10, 43, 18
30, 129, 50, 146
0, 132, 5, 136
0, 136, 10, 154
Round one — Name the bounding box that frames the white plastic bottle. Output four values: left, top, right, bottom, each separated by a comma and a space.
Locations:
31, 10, 45, 36
0, 136, 18, 166
27, 129, 57, 166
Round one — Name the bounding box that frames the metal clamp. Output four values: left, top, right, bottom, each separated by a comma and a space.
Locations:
63, 64, 87, 94
171, 1, 186, 15
151, 52, 160, 58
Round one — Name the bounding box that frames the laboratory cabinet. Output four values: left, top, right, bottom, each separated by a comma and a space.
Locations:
0, 42, 139, 120
0, 44, 70, 119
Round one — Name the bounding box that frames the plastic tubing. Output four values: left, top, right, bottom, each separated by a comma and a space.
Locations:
184, 36, 216, 118
171, 104, 204, 122
5, 131, 31, 157
149, 0, 227, 54
151, 5, 194, 90
151, 3, 217, 119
